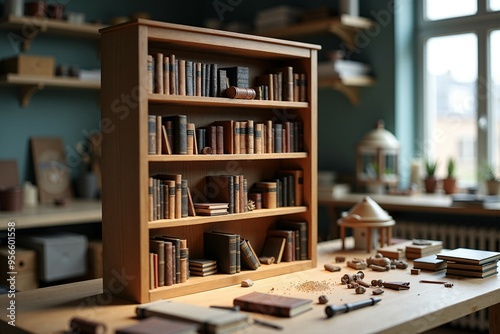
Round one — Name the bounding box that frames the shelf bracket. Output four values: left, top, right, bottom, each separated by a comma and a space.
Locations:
20, 83, 45, 107
328, 25, 359, 52
334, 84, 360, 105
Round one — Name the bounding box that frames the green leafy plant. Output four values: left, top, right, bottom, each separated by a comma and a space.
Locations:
447, 158, 455, 179
480, 161, 498, 181
425, 158, 438, 177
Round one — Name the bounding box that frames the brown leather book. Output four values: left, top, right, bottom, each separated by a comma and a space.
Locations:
260, 236, 286, 264
267, 229, 295, 262
233, 291, 312, 318
116, 316, 198, 334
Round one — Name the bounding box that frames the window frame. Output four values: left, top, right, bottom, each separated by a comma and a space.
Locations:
416, 1, 500, 184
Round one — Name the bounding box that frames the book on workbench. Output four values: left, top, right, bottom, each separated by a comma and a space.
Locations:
116, 316, 199, 334
437, 248, 500, 265
233, 291, 312, 318
412, 254, 447, 271
136, 300, 249, 334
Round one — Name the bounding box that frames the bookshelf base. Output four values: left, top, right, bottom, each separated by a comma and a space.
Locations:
148, 260, 314, 301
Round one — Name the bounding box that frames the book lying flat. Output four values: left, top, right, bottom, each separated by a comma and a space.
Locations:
116, 316, 199, 334
136, 300, 249, 334
377, 240, 412, 260
446, 260, 498, 272
412, 254, 447, 271
446, 266, 498, 278
233, 291, 312, 318
436, 248, 500, 265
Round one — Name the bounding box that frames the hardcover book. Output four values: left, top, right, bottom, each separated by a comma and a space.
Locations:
149, 239, 165, 287
254, 181, 277, 209
162, 115, 187, 154
239, 238, 260, 270
204, 231, 238, 274
446, 260, 498, 272
406, 239, 443, 259
445, 266, 498, 278
233, 291, 312, 318
437, 248, 500, 265
136, 300, 249, 334
116, 316, 199, 334
275, 220, 308, 260
260, 236, 286, 264
267, 229, 295, 262
412, 254, 447, 271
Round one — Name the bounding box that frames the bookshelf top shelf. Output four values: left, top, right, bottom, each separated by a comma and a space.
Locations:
102, 19, 320, 60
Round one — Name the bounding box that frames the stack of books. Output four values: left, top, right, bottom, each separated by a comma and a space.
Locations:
189, 259, 217, 277
437, 248, 500, 278
405, 239, 443, 260
193, 203, 229, 216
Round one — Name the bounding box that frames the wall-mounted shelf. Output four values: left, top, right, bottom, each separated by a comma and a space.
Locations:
255, 14, 375, 105
0, 199, 101, 231
0, 15, 104, 51
0, 74, 100, 107
318, 75, 375, 105
256, 14, 374, 51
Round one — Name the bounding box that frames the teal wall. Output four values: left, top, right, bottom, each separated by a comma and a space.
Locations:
0, 0, 204, 182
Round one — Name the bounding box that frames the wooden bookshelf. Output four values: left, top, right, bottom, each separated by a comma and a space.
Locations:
100, 19, 319, 303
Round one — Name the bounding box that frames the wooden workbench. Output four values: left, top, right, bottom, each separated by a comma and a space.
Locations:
1, 238, 499, 334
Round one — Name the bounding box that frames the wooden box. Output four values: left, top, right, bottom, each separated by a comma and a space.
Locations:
0, 247, 38, 291
2, 55, 55, 77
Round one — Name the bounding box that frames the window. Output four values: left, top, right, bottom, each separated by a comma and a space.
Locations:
419, 2, 500, 188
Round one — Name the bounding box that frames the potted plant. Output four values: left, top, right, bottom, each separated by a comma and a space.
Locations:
424, 157, 438, 193
443, 158, 457, 194
480, 161, 500, 195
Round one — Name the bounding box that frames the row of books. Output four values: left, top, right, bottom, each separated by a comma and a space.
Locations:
149, 236, 189, 289
202, 220, 309, 275
147, 52, 307, 102
148, 169, 303, 221
148, 115, 305, 155
148, 174, 191, 221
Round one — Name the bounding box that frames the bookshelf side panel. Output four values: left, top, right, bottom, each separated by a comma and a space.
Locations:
101, 25, 150, 303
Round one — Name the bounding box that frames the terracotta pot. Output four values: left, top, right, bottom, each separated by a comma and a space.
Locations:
486, 180, 500, 195
443, 177, 457, 195
424, 177, 437, 193
0, 186, 23, 211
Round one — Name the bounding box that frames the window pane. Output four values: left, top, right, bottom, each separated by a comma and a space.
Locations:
489, 0, 500, 11
425, 34, 477, 184
491, 30, 500, 177
425, 0, 477, 20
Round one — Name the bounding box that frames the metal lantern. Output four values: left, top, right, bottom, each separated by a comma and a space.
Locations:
356, 120, 400, 193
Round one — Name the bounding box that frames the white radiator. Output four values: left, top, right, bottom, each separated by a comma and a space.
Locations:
394, 218, 500, 333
